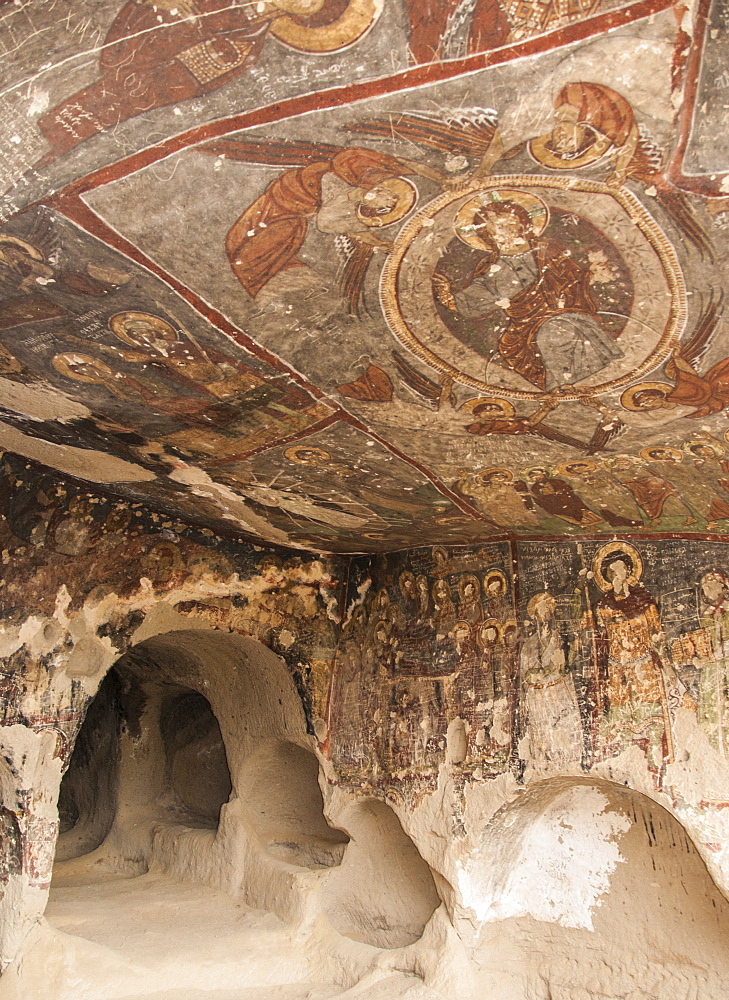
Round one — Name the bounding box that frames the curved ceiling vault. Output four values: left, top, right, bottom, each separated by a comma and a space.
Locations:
0, 0, 726, 553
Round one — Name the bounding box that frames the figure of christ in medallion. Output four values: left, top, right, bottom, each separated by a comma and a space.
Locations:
431, 191, 626, 391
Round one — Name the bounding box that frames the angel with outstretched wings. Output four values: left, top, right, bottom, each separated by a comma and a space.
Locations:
621, 295, 728, 419
516, 82, 712, 259
199, 109, 500, 315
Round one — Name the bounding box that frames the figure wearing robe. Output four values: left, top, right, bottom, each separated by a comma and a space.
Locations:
594, 585, 673, 771
226, 147, 408, 298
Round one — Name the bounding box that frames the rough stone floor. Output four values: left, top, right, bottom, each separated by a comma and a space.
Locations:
5, 862, 441, 1000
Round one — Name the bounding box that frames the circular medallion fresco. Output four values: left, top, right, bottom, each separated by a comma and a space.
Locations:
380, 175, 686, 401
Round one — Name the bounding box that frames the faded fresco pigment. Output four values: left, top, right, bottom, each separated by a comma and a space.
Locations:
2, 0, 729, 996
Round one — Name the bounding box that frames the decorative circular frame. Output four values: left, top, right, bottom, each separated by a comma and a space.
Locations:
380, 175, 687, 402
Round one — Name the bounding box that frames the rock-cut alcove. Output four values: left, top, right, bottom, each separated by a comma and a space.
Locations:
37, 628, 353, 1000
465, 778, 729, 999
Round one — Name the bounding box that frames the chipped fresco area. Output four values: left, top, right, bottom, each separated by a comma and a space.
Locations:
0, 9, 727, 551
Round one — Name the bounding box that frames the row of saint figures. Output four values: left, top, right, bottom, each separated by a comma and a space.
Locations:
330, 546, 729, 789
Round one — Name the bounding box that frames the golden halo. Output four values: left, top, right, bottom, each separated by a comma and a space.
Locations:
640, 446, 683, 464
684, 438, 724, 459
460, 396, 516, 417
528, 129, 613, 171
620, 381, 674, 412
476, 466, 514, 484
284, 445, 331, 465
357, 177, 418, 229
476, 618, 502, 647
592, 540, 643, 592
109, 311, 176, 347
270, 0, 383, 52
0, 235, 44, 260
557, 460, 597, 477
453, 619, 473, 635
458, 573, 481, 599
526, 591, 556, 618
454, 188, 549, 254
52, 353, 114, 383
398, 570, 416, 596
483, 569, 507, 594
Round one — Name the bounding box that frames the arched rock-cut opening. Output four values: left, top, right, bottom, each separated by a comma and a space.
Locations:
159, 687, 232, 828
37, 628, 354, 999
464, 778, 729, 998
56, 668, 122, 862
322, 798, 440, 949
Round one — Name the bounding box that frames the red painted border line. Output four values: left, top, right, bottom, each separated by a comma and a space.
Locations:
54, 0, 674, 200
203, 410, 343, 466
336, 409, 501, 528
46, 194, 494, 516
50, 192, 343, 405
667, 0, 728, 196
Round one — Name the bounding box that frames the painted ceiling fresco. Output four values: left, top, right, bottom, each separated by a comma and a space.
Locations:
0, 0, 727, 552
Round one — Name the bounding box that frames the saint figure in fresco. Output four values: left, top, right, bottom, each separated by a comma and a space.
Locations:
520, 81, 711, 257
457, 574, 484, 626
65, 311, 266, 402
36, 0, 379, 163
456, 467, 540, 528
519, 591, 582, 774
621, 296, 728, 419
432, 579, 457, 635
205, 136, 453, 311
696, 570, 729, 756
432, 192, 622, 390
526, 467, 604, 528
592, 542, 675, 774
558, 461, 642, 528
640, 445, 729, 529
607, 456, 698, 528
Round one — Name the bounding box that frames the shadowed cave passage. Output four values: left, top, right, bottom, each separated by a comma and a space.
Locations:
54, 628, 349, 873
34, 630, 445, 999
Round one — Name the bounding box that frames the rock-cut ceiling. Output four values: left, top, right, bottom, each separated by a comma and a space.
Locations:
0, 0, 727, 553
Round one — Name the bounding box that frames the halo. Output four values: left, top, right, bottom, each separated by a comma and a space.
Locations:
52, 353, 114, 383
528, 128, 613, 171
398, 570, 416, 596
453, 619, 473, 636
526, 591, 556, 618
284, 445, 331, 465
458, 573, 481, 599
483, 569, 507, 594
476, 618, 502, 647
640, 446, 683, 464
557, 460, 597, 477
357, 177, 418, 229
460, 396, 516, 417
109, 311, 176, 346
454, 188, 549, 254
620, 381, 673, 412
270, 0, 383, 53
0, 235, 44, 260
476, 467, 514, 484
684, 438, 724, 459
592, 540, 643, 592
